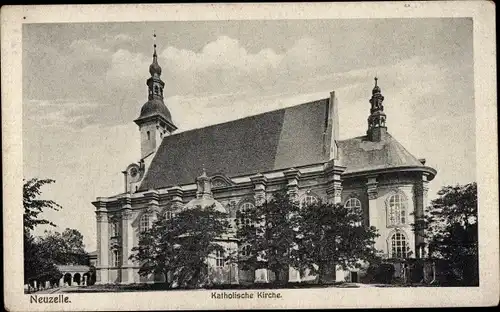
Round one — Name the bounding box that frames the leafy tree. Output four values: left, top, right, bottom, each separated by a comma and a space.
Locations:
414, 182, 478, 285
236, 191, 301, 284
38, 228, 89, 265
130, 205, 231, 288
296, 200, 379, 284
23, 178, 63, 287
24, 231, 61, 285
23, 178, 61, 232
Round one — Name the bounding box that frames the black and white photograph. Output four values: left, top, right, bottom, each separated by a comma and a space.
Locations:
2, 2, 498, 310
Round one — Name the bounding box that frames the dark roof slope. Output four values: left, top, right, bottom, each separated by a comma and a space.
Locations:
139, 99, 331, 190
337, 132, 429, 175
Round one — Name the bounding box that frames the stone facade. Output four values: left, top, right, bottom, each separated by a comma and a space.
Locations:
93, 43, 437, 285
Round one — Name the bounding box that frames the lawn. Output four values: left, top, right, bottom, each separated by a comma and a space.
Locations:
61, 282, 363, 293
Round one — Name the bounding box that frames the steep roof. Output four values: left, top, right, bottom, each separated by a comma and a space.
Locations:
337, 132, 432, 176
139, 99, 331, 191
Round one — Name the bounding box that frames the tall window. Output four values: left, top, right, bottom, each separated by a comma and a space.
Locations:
390, 232, 408, 258
147, 131, 151, 140
110, 222, 120, 237
139, 213, 151, 232
387, 193, 407, 226
215, 250, 225, 267
239, 202, 254, 227
345, 198, 362, 226
112, 249, 121, 267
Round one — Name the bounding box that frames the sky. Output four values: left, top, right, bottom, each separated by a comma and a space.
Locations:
22, 18, 475, 252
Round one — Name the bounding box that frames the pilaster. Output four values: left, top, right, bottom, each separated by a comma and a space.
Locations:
413, 174, 429, 258
96, 208, 109, 284
250, 173, 267, 205
169, 186, 184, 210
283, 168, 301, 199
144, 189, 160, 220
325, 162, 346, 204
366, 176, 378, 228
119, 194, 135, 283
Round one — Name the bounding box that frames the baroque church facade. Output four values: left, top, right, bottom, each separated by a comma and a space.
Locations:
93, 42, 437, 285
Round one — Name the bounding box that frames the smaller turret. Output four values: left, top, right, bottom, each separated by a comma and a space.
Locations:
367, 77, 387, 142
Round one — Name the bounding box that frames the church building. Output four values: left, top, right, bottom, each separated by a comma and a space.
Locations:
92, 41, 437, 285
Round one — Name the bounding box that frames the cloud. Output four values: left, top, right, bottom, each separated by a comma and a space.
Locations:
114, 33, 133, 41
69, 39, 111, 59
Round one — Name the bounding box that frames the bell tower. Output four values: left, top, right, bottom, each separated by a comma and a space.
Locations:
367, 77, 387, 142
134, 32, 177, 159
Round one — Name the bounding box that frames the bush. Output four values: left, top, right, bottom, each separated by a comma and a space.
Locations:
365, 263, 395, 284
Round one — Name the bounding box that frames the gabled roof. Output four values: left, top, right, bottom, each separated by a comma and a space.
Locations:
139, 99, 331, 191
337, 132, 435, 179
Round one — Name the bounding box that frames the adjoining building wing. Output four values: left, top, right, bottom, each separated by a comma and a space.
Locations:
338, 132, 435, 179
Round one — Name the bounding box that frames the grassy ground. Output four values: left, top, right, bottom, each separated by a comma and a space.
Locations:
60, 282, 365, 293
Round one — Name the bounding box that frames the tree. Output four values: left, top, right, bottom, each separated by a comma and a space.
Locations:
23, 178, 62, 232
296, 200, 379, 284
130, 205, 231, 288
415, 182, 478, 286
236, 191, 301, 284
23, 178, 63, 287
38, 228, 89, 265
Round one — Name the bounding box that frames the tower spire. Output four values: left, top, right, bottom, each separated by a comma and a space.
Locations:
135, 31, 177, 159
149, 30, 161, 77
367, 77, 387, 142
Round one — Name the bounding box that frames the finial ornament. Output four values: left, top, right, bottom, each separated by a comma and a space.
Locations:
374, 76, 378, 86
153, 30, 157, 56
149, 30, 162, 76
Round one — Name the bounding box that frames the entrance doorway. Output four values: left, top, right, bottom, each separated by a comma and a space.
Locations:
350, 271, 358, 283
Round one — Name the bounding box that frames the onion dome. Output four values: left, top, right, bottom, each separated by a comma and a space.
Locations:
139, 99, 172, 122
149, 44, 162, 76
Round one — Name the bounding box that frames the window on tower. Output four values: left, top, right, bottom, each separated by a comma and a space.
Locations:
147, 131, 150, 140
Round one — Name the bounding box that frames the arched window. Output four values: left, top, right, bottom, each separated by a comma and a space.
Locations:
147, 131, 151, 140
239, 202, 254, 227
345, 198, 363, 226
240, 244, 251, 257
139, 213, 151, 232
165, 210, 174, 220
215, 249, 225, 267
301, 193, 318, 208
387, 193, 407, 226
112, 249, 121, 267
390, 232, 408, 258
345, 198, 362, 212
